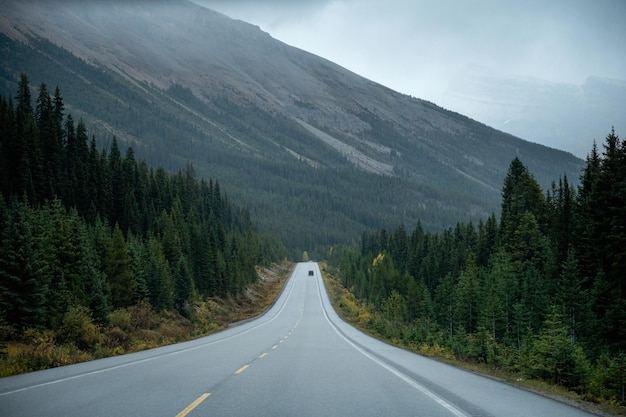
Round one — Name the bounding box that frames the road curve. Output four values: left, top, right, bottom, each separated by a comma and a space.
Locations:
0, 262, 598, 417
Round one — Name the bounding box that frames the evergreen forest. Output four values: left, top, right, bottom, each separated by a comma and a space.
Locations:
329, 130, 626, 404
0, 76, 287, 369
0, 33, 584, 257
1, 74, 624, 408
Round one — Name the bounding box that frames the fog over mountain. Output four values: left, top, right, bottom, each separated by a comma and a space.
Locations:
441, 68, 626, 159
0, 0, 587, 252
204, 0, 626, 159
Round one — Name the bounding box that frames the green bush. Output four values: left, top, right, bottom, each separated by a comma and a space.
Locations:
466, 328, 500, 365
128, 302, 159, 330
587, 353, 626, 405
104, 327, 130, 351
20, 328, 55, 370
526, 309, 590, 390
108, 309, 132, 332
57, 306, 100, 350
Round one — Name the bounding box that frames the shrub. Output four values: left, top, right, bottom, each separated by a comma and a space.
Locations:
104, 327, 130, 351
50, 343, 91, 367
466, 328, 500, 366
108, 309, 132, 332
128, 302, 159, 330
587, 353, 626, 405
19, 328, 56, 370
112, 346, 125, 356
57, 306, 100, 350
527, 309, 590, 390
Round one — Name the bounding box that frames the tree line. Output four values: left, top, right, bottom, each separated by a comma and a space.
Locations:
330, 130, 626, 404
0, 74, 287, 335
3, 33, 546, 259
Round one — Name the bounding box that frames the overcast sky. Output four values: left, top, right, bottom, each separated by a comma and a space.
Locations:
195, 0, 626, 156
200, 0, 625, 97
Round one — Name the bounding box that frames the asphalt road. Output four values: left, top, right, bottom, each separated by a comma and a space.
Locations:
0, 262, 599, 417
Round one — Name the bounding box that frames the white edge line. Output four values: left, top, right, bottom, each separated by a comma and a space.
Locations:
315, 273, 469, 417
0, 266, 300, 397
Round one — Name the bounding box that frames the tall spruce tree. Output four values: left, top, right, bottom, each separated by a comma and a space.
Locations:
35, 83, 64, 202
454, 256, 480, 334
173, 254, 194, 312
500, 157, 548, 247
105, 223, 135, 308
15, 77, 39, 202
0, 200, 47, 329
575, 141, 601, 284
145, 237, 173, 310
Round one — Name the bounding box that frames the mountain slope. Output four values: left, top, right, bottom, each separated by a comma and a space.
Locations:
0, 0, 585, 254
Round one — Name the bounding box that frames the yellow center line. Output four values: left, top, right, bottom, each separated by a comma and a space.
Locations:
234, 364, 250, 374
259, 352, 268, 358
175, 393, 211, 417
271, 345, 278, 349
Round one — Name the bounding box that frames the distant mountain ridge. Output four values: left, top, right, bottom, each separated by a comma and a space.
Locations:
0, 0, 585, 254
442, 66, 626, 159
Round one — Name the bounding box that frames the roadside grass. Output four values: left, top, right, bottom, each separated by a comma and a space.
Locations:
0, 261, 293, 377
319, 262, 625, 417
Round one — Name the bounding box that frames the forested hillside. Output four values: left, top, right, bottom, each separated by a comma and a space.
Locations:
0, 1, 585, 256
0, 76, 287, 370
330, 130, 626, 404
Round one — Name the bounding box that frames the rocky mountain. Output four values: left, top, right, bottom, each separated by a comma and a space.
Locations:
0, 0, 585, 254
441, 65, 626, 159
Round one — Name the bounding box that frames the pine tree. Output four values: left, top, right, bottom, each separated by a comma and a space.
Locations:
85, 134, 102, 221
122, 147, 141, 234
0, 96, 18, 197
34, 199, 76, 328
105, 223, 135, 307
145, 237, 173, 310
575, 130, 626, 353
476, 213, 497, 267
548, 176, 575, 272
34, 84, 50, 199
15, 74, 32, 116
78, 224, 110, 325
63, 114, 77, 205
509, 211, 550, 273
528, 306, 590, 389
555, 250, 593, 348
381, 290, 407, 329
434, 272, 457, 338
500, 158, 548, 247
173, 255, 194, 312
597, 129, 626, 301
575, 141, 601, 283
14, 78, 39, 201
127, 233, 149, 303
454, 256, 480, 334
479, 252, 509, 341
388, 224, 408, 274
107, 137, 125, 229
187, 223, 206, 296
0, 200, 47, 329
35, 83, 64, 201
485, 250, 517, 345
